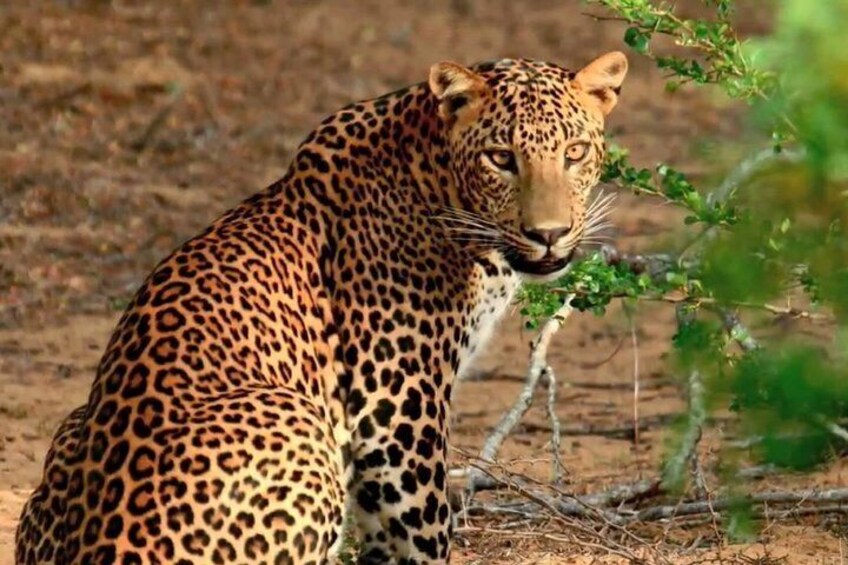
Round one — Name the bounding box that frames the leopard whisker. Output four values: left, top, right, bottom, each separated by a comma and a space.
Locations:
585, 196, 616, 223
442, 224, 501, 235
583, 220, 614, 235
437, 218, 500, 235
448, 237, 503, 245
435, 207, 498, 228
579, 237, 616, 246
586, 191, 617, 215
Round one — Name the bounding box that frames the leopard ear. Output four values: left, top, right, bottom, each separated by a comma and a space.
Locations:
428, 62, 489, 124
572, 51, 628, 116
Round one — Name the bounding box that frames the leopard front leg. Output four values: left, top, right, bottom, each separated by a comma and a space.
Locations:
346, 365, 453, 565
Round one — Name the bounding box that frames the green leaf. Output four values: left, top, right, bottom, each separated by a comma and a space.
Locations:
624, 26, 651, 54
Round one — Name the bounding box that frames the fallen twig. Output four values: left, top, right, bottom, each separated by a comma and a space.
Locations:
735, 464, 780, 480
458, 448, 848, 534
519, 412, 680, 441
465, 372, 674, 390
635, 488, 848, 522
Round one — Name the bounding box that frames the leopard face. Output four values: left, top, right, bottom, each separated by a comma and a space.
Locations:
430, 52, 627, 281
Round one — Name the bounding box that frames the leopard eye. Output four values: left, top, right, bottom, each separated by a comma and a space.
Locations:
565, 143, 589, 165
484, 150, 518, 175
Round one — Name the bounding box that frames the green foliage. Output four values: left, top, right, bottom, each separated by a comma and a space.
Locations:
672, 317, 725, 372
756, 0, 848, 178
699, 217, 789, 304
590, 0, 775, 98
728, 348, 848, 469
602, 145, 739, 227
514, 0, 848, 523
518, 251, 668, 328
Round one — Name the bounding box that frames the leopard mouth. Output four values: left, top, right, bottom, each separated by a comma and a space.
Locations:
505, 249, 575, 278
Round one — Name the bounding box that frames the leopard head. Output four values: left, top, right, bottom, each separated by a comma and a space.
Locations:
430, 52, 627, 281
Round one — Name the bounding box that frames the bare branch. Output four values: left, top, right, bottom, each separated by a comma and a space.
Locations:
543, 367, 565, 484
721, 309, 760, 352
468, 296, 574, 493
663, 307, 708, 495
713, 147, 805, 203
627, 305, 640, 447
661, 367, 708, 494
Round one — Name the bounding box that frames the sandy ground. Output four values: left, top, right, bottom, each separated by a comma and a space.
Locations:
0, 1, 844, 563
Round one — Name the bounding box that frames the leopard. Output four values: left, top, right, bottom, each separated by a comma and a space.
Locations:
16, 51, 627, 564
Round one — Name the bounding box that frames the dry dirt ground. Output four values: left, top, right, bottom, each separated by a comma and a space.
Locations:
0, 1, 845, 563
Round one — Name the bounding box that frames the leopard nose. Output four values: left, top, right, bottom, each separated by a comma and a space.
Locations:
521, 225, 572, 247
